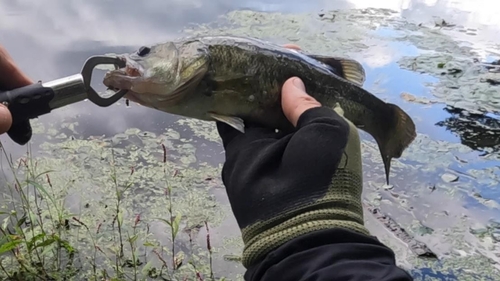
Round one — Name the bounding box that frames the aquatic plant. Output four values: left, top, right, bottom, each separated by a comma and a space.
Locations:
0, 122, 241, 280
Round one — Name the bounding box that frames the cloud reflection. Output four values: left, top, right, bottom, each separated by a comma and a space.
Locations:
0, 0, 499, 151
346, 0, 500, 28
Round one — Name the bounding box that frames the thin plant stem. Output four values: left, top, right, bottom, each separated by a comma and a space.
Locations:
204, 221, 214, 280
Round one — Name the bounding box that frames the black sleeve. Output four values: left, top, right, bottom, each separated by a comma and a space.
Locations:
244, 228, 414, 281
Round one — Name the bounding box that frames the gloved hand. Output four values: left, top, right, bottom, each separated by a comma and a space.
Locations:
216, 76, 369, 269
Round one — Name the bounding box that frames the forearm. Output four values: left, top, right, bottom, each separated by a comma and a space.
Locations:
245, 228, 413, 281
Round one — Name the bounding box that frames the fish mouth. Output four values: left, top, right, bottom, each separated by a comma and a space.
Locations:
102, 55, 146, 92
102, 54, 176, 106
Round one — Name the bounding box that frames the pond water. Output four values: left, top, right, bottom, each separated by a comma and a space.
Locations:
0, 0, 499, 280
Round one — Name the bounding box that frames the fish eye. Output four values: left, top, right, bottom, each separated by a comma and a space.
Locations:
137, 46, 151, 57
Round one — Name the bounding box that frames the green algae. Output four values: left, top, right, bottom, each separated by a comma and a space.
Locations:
360, 133, 500, 279
176, 119, 221, 144
398, 53, 500, 114
184, 9, 375, 58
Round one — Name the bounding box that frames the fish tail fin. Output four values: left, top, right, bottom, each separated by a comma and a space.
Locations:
373, 103, 416, 184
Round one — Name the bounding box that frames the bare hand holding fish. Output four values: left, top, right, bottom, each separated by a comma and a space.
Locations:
103, 35, 417, 183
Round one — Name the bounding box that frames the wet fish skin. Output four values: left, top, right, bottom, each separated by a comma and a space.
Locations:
103, 35, 417, 183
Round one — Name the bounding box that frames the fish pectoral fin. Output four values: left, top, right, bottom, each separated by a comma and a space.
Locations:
308, 55, 366, 87
208, 113, 245, 133
332, 102, 345, 117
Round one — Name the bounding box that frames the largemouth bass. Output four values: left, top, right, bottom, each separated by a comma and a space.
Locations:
103, 35, 416, 183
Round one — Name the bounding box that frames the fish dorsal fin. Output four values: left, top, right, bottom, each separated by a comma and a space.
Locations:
308, 55, 366, 87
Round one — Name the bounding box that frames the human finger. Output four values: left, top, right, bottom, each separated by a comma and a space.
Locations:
0, 45, 33, 89
0, 103, 12, 134
281, 77, 322, 127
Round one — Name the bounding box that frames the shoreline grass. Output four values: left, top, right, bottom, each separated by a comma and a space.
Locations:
0, 137, 234, 281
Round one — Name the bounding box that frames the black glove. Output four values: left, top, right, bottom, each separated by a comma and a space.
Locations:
216, 105, 369, 268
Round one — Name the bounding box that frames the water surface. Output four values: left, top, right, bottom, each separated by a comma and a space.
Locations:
1, 0, 499, 280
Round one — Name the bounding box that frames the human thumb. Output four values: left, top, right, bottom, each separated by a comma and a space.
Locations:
0, 103, 12, 134
281, 77, 322, 127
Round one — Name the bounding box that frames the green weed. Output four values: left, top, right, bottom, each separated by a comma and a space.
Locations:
0, 135, 235, 281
